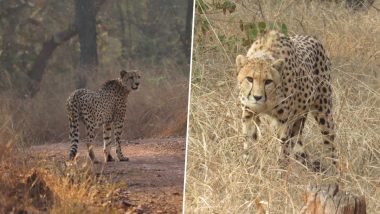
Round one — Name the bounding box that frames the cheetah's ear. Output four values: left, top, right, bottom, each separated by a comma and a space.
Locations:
120, 70, 127, 78
236, 55, 248, 74
271, 59, 284, 84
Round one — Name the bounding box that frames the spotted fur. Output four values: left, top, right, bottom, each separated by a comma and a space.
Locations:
236, 31, 336, 170
67, 70, 140, 163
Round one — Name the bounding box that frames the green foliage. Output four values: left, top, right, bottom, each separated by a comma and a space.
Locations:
225, 36, 239, 52
196, 0, 209, 13
200, 18, 210, 35
195, 1, 288, 51
215, 0, 237, 14
279, 23, 288, 35
258, 22, 266, 33
242, 21, 288, 47
191, 68, 202, 85
244, 23, 258, 45
196, 0, 236, 14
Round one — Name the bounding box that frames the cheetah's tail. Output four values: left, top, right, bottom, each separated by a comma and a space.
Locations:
66, 93, 80, 160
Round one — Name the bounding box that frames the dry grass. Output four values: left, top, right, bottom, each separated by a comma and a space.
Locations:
0, 113, 127, 213
185, 0, 380, 213
0, 149, 116, 213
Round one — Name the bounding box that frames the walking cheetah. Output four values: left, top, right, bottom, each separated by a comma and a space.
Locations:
236, 31, 336, 170
66, 70, 140, 163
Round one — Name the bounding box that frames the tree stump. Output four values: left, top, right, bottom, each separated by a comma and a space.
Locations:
300, 184, 366, 214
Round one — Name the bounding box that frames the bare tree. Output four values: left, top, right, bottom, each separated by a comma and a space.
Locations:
169, 0, 194, 60
26, 0, 106, 97
0, 1, 29, 90
117, 0, 132, 68
184, 0, 194, 60
74, 0, 99, 88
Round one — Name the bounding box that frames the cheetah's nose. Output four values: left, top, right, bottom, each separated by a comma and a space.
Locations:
253, 96, 262, 101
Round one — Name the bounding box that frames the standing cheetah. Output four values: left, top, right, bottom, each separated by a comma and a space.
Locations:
236, 31, 336, 170
66, 70, 140, 163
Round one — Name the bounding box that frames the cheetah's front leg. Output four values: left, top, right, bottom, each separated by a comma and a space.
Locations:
242, 108, 260, 153
277, 117, 320, 171
114, 120, 129, 161
276, 121, 292, 168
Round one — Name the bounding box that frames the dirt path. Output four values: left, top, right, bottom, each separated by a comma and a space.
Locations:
31, 138, 186, 213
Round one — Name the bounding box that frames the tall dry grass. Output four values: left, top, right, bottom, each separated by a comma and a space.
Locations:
0, 146, 129, 212
185, 0, 380, 213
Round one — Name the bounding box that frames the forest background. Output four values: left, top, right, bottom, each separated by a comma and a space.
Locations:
0, 0, 193, 146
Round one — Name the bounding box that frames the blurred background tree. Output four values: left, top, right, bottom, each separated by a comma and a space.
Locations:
0, 0, 193, 96
74, 0, 99, 88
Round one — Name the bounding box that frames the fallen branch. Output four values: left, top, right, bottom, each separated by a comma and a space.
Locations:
300, 184, 366, 214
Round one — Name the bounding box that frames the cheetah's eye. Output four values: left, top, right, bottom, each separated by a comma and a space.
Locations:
246, 77, 253, 83
265, 79, 273, 85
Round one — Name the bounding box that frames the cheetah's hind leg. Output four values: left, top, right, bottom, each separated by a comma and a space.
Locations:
103, 123, 115, 162
85, 124, 100, 164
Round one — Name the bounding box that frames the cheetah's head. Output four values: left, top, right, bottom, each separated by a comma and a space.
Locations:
120, 70, 141, 91
235, 55, 284, 112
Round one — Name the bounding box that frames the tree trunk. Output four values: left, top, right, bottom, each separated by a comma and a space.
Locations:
117, 0, 129, 68
74, 0, 99, 88
300, 184, 366, 214
27, 25, 77, 96
0, 2, 28, 90
1, 13, 17, 74
184, 0, 194, 60
26, 0, 106, 97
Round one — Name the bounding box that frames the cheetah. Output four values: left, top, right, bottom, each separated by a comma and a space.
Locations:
235, 31, 336, 170
66, 70, 140, 163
